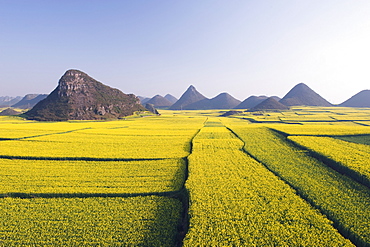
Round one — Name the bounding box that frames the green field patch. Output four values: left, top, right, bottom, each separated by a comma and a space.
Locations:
289, 136, 370, 188
335, 134, 370, 145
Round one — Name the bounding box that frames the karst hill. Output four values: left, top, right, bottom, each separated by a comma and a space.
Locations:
169, 85, 207, 110
25, 69, 144, 121
279, 83, 332, 106
145, 95, 173, 108
0, 96, 22, 107
185, 92, 241, 110
164, 94, 178, 104
339, 90, 370, 107
248, 97, 289, 112
235, 96, 281, 109
12, 94, 48, 109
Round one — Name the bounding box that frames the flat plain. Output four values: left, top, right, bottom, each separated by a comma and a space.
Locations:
1, 107, 370, 246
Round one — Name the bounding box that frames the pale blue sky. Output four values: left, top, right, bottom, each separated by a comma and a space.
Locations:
1, 0, 370, 103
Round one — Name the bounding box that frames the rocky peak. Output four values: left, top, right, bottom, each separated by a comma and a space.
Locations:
280, 83, 332, 106
339, 90, 370, 107
25, 69, 145, 121
23, 94, 40, 100
57, 70, 94, 97
169, 85, 207, 110
188, 85, 196, 90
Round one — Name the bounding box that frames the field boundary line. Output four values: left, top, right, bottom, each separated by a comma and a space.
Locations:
0, 155, 167, 162
269, 128, 370, 190
176, 121, 205, 247
225, 126, 358, 247
0, 191, 186, 199
0, 127, 92, 141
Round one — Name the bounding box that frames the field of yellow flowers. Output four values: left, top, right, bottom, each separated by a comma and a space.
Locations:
1, 106, 370, 246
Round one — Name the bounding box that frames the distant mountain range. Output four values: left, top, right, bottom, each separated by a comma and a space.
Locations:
185, 92, 241, 110
248, 97, 289, 112
12, 94, 48, 109
0, 94, 47, 109
138, 94, 178, 108
234, 96, 281, 109
2, 70, 370, 120
167, 83, 336, 111
145, 95, 173, 108
0, 96, 22, 107
167, 86, 240, 110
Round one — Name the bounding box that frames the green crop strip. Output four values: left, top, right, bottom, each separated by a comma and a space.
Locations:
224, 118, 370, 246
183, 118, 352, 246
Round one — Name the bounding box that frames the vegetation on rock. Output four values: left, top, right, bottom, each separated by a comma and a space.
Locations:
24, 69, 145, 121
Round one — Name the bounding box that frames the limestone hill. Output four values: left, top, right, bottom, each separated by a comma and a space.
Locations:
164, 94, 178, 104
235, 96, 281, 109
0, 96, 22, 107
248, 97, 289, 112
339, 90, 370, 107
279, 83, 332, 106
145, 103, 160, 115
235, 96, 268, 109
270, 96, 281, 102
169, 85, 207, 110
145, 95, 172, 108
138, 96, 150, 105
0, 108, 19, 116
25, 69, 144, 121
220, 110, 242, 117
12, 94, 48, 109
186, 92, 241, 110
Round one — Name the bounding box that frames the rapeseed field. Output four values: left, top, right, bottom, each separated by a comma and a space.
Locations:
1, 107, 370, 246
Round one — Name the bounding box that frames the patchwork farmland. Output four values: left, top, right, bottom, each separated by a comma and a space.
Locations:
1, 107, 370, 246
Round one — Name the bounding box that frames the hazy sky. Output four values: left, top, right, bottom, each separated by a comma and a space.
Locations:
1, 0, 370, 104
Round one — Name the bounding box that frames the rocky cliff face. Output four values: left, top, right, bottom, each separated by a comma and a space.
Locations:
145, 103, 159, 115
25, 69, 145, 121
